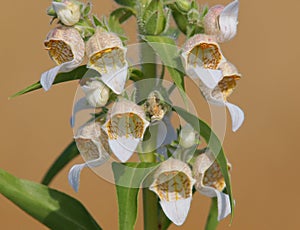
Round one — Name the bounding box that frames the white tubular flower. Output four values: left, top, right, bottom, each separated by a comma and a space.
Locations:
86, 29, 128, 94
193, 151, 231, 221
203, 0, 239, 43
81, 78, 110, 107
69, 121, 111, 192
150, 158, 195, 226
102, 99, 150, 162
52, 0, 81, 26
182, 34, 225, 89
199, 61, 244, 132
179, 124, 197, 149
41, 26, 85, 91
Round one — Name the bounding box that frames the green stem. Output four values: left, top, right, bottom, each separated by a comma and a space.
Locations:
138, 36, 160, 229
205, 197, 219, 230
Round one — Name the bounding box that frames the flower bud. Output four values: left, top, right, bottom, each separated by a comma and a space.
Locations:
52, 0, 81, 26
86, 29, 128, 94
81, 78, 110, 108
179, 124, 197, 149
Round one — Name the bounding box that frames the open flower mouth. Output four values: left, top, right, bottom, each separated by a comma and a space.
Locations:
152, 171, 192, 201
213, 75, 241, 99
45, 40, 74, 65
188, 43, 222, 69
89, 47, 126, 74
203, 161, 226, 191
105, 112, 146, 140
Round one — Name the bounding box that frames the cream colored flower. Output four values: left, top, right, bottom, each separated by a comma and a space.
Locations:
150, 158, 195, 226
69, 121, 111, 192
193, 151, 232, 221
199, 61, 244, 131
102, 99, 150, 162
179, 124, 197, 149
41, 26, 85, 91
182, 34, 225, 89
52, 0, 81, 26
81, 78, 110, 108
86, 29, 128, 94
203, 0, 239, 43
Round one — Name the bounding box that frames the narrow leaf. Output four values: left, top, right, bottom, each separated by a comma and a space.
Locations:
142, 35, 185, 92
112, 162, 158, 230
10, 65, 92, 99
205, 198, 219, 230
110, 7, 135, 24
174, 106, 235, 220
114, 0, 136, 7
0, 168, 102, 230
42, 141, 79, 186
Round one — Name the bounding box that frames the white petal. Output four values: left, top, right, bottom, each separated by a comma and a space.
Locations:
225, 102, 244, 132
68, 157, 107, 192
101, 62, 128, 94
215, 190, 231, 221
219, 0, 239, 42
52, 2, 80, 26
71, 97, 93, 127
40, 61, 77, 91
68, 163, 86, 192
160, 197, 192, 226
188, 66, 223, 89
108, 137, 140, 162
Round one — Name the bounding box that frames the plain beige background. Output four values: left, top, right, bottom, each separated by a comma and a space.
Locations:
1, 0, 299, 229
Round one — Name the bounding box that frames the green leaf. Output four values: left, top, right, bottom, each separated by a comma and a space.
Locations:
205, 198, 219, 230
174, 106, 235, 221
0, 168, 102, 230
114, 0, 136, 8
110, 7, 135, 24
169, 4, 188, 34
112, 162, 158, 230
142, 0, 166, 35
42, 141, 79, 186
142, 35, 185, 92
10, 65, 92, 99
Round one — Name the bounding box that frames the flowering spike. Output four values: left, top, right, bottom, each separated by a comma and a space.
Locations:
41, 26, 84, 91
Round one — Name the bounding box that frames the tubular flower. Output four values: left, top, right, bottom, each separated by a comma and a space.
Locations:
52, 0, 81, 26
102, 99, 150, 162
199, 61, 244, 131
68, 121, 111, 192
81, 78, 110, 108
181, 34, 225, 89
203, 0, 239, 43
193, 151, 232, 221
150, 158, 195, 226
86, 29, 128, 94
41, 26, 85, 91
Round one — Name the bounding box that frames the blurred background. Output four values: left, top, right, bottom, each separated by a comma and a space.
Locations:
1, 0, 299, 229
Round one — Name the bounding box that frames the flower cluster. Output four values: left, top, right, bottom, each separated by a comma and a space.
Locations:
38, 0, 243, 227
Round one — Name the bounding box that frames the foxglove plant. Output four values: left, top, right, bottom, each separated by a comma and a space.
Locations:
4, 0, 244, 230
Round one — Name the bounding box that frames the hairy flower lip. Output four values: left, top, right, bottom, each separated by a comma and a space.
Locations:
150, 158, 195, 226
86, 29, 128, 94
193, 151, 232, 221
40, 26, 85, 91
102, 99, 150, 162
